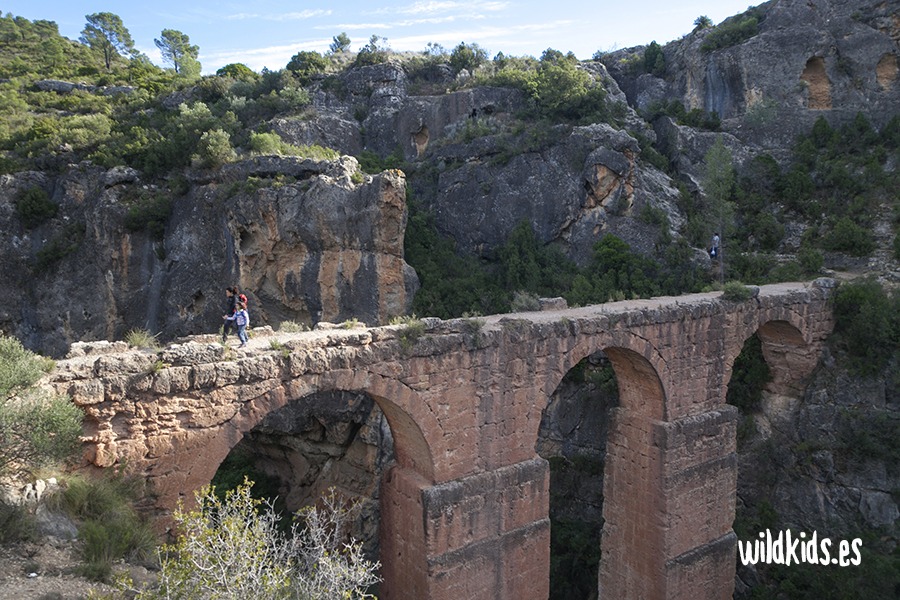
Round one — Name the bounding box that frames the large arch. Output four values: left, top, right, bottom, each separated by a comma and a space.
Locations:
170, 371, 437, 599
537, 330, 669, 600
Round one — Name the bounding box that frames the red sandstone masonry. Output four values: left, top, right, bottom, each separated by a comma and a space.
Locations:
49, 281, 837, 600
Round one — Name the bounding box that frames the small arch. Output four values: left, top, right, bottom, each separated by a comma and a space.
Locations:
604, 347, 666, 420
876, 53, 897, 90
728, 319, 815, 399
800, 56, 832, 110
412, 125, 429, 157
196, 374, 436, 498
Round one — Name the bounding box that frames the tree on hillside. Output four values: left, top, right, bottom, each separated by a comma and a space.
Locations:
643, 41, 665, 77
80, 12, 134, 70
449, 42, 488, 75
354, 35, 390, 67
329, 31, 351, 54
286, 50, 327, 82
155, 28, 200, 76
216, 62, 258, 81
693, 15, 713, 32
702, 136, 736, 282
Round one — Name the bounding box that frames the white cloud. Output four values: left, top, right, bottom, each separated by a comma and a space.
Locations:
321, 15, 467, 31
225, 9, 331, 21
201, 39, 331, 72
385, 1, 509, 15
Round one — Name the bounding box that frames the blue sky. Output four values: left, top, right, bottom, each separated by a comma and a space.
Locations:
4, 1, 758, 73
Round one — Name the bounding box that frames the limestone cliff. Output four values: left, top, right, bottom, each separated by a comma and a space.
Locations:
0, 157, 417, 357
605, 0, 900, 163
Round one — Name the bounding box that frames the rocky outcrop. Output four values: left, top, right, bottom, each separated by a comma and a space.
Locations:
0, 157, 417, 357
270, 60, 679, 264
605, 0, 900, 153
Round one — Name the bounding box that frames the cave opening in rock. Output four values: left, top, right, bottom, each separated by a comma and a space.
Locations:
537, 350, 619, 600
210, 389, 395, 562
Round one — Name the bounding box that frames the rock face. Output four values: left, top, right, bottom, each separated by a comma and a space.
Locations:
0, 157, 417, 357
273, 60, 680, 265
420, 122, 678, 265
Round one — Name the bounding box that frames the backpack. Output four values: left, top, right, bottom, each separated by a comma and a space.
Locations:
235, 310, 248, 327
239, 293, 248, 308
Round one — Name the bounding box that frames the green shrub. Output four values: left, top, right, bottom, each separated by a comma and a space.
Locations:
278, 320, 307, 333
643, 41, 665, 76
449, 42, 488, 75
123, 192, 172, 239
51, 474, 157, 582
124, 328, 159, 349
354, 35, 390, 67
722, 280, 754, 301
398, 318, 426, 352
0, 334, 47, 397
34, 222, 85, 271
357, 148, 405, 174
830, 279, 899, 376
700, 15, 761, 52
195, 127, 236, 168
14, 187, 57, 228
0, 335, 79, 477
822, 217, 876, 256
510, 290, 541, 312
135, 482, 380, 600
285, 50, 327, 83
797, 246, 824, 275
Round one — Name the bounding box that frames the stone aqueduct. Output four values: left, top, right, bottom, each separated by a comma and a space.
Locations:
49, 280, 836, 600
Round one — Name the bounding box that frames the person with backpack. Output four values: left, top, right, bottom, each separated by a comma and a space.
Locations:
223, 300, 250, 348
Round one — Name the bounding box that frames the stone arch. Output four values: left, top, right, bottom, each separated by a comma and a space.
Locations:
194, 373, 437, 599
554, 331, 668, 421
757, 319, 816, 396
801, 56, 832, 110
175, 372, 436, 504
728, 318, 815, 399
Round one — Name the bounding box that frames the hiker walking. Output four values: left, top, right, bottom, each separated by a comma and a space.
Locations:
710, 232, 720, 259
223, 300, 250, 348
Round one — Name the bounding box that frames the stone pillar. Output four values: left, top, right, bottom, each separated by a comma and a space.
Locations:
599, 406, 738, 599
599, 409, 666, 599
380, 466, 430, 600
658, 407, 738, 600
380, 459, 550, 600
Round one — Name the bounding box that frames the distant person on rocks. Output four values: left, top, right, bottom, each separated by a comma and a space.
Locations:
222, 287, 238, 344
710, 232, 720, 259
223, 300, 250, 348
